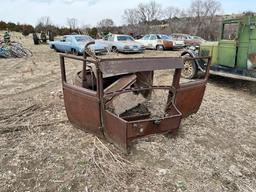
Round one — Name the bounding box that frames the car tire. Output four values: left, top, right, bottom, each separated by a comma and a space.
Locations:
51, 45, 58, 52
181, 54, 198, 79
156, 45, 164, 51
33, 33, 40, 45
111, 46, 118, 53
71, 48, 79, 56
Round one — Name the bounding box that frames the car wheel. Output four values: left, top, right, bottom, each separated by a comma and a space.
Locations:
111, 46, 118, 53
181, 55, 198, 79
51, 45, 58, 52
71, 49, 79, 56
156, 45, 164, 51
33, 33, 40, 45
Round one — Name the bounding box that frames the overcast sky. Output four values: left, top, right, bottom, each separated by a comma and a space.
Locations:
1, 0, 255, 27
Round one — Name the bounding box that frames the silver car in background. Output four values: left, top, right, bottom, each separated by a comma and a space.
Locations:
100, 34, 145, 53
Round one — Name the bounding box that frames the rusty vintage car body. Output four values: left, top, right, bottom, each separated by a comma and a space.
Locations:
60, 52, 211, 151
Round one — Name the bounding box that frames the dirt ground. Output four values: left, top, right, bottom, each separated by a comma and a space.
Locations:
0, 32, 256, 192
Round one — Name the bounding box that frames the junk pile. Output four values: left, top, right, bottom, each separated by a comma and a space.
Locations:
0, 31, 32, 58
33, 31, 54, 45
0, 41, 32, 58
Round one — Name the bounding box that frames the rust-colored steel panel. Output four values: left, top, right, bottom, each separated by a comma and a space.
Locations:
99, 57, 183, 74
104, 74, 136, 94
169, 57, 212, 118
104, 111, 128, 150
163, 41, 173, 49
63, 84, 103, 137
134, 71, 154, 98
126, 115, 181, 140
104, 105, 181, 151
175, 80, 206, 118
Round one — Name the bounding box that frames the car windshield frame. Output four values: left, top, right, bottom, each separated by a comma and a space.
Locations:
117, 35, 134, 41
141, 35, 150, 40
75, 36, 94, 42
158, 34, 171, 40
191, 36, 201, 40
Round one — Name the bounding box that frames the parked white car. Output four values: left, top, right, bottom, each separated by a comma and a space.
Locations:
136, 34, 184, 50
167, 35, 185, 49
136, 34, 171, 50
100, 34, 145, 53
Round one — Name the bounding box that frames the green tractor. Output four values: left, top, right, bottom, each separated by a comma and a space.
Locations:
181, 14, 256, 81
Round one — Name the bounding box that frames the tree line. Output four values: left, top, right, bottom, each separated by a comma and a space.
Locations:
122, 0, 223, 40
0, 17, 83, 37
0, 21, 34, 36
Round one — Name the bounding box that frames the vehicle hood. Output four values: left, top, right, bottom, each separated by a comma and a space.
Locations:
119, 41, 143, 46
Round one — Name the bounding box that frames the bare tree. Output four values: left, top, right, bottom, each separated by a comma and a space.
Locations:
37, 16, 52, 27
123, 1, 162, 25
165, 6, 181, 19
97, 19, 114, 28
123, 9, 139, 25
203, 0, 222, 39
137, 1, 162, 23
122, 1, 162, 35
35, 16, 53, 32
189, 0, 222, 35
67, 18, 78, 31
97, 18, 115, 33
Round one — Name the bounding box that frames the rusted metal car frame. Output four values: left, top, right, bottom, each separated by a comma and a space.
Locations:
60, 53, 211, 151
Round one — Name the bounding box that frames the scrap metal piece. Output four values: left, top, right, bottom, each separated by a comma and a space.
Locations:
59, 54, 211, 152
104, 74, 137, 94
